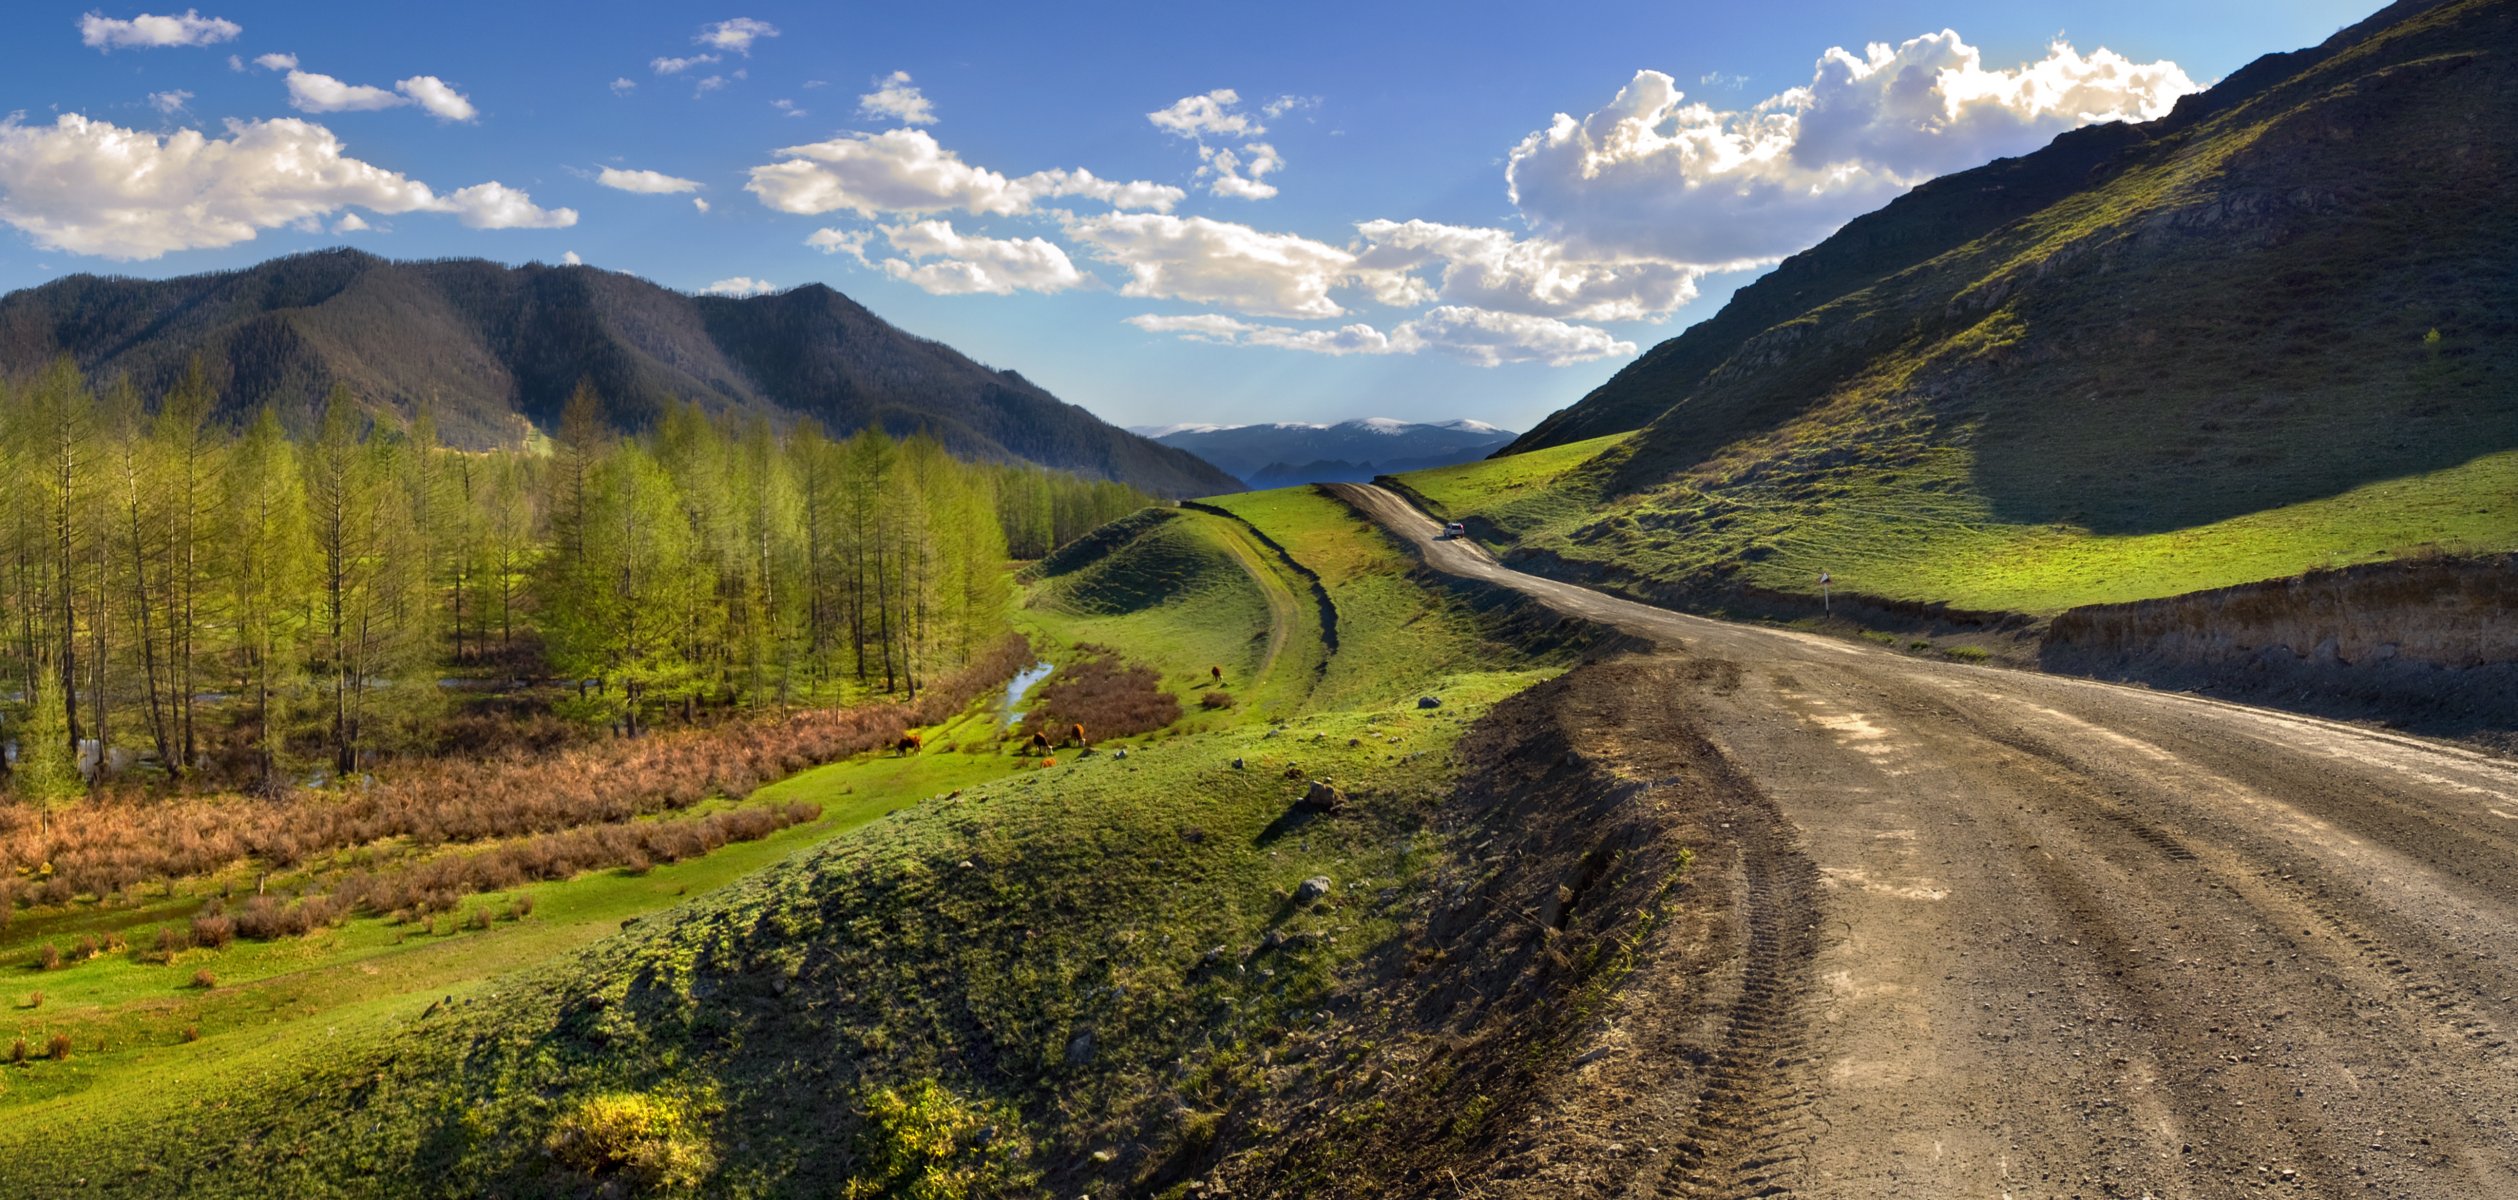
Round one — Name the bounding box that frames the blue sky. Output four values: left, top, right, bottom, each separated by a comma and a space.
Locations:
0, 1, 2380, 432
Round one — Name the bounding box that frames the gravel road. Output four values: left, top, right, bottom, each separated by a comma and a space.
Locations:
1332, 482, 2518, 1199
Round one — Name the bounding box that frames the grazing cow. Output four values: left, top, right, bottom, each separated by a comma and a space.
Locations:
1069, 722, 1088, 749
1028, 729, 1053, 754
1210, 665, 1224, 684
894, 732, 924, 756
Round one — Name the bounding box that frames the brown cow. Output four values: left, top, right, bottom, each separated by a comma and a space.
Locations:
894, 731, 924, 756
1209, 665, 1224, 684
1028, 729, 1052, 754
1068, 722, 1088, 749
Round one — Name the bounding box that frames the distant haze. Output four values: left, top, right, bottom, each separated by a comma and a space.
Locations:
1137, 418, 1516, 490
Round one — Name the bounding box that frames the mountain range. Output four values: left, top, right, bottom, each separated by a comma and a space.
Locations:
1135, 418, 1516, 491
0, 250, 1238, 497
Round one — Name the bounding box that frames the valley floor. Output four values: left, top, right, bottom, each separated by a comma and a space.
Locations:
1339, 482, 2518, 1197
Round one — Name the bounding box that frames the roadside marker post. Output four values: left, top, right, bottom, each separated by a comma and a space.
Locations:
1819, 571, 1831, 615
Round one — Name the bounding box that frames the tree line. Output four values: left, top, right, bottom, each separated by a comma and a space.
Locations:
1, 358, 1151, 806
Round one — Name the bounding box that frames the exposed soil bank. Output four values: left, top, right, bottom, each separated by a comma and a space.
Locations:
2043, 553, 2517, 750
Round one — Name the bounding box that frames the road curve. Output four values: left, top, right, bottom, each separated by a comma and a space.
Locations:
1332, 481, 2518, 1199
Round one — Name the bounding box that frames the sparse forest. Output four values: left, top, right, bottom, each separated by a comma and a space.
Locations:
0, 357, 1149, 802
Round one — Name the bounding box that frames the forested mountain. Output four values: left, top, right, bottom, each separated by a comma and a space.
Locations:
0, 250, 1237, 496
1136, 418, 1515, 490
1454, 0, 2513, 609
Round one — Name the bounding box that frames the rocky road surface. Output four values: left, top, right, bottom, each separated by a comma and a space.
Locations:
1332, 482, 2518, 1199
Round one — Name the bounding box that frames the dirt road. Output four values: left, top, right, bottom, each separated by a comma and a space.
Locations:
1332, 482, 2518, 1199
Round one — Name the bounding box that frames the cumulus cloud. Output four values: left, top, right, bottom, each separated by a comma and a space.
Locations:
1507, 30, 2197, 264
0, 113, 568, 258
697, 18, 777, 54
873, 219, 1084, 295
598, 166, 701, 194
771, 98, 806, 118
1350, 219, 1700, 321
1150, 88, 1287, 200
279, 68, 476, 121
147, 89, 194, 116
1125, 305, 1629, 366
746, 128, 1181, 218
693, 197, 710, 213
803, 226, 871, 261
80, 9, 239, 50
1261, 94, 1318, 120
560, 250, 582, 265
651, 53, 718, 75
1398, 306, 1635, 367
286, 70, 402, 113
609, 77, 636, 95
700, 275, 778, 297
252, 51, 294, 71
1067, 213, 1350, 319
434, 182, 576, 229
332, 211, 368, 233
858, 70, 935, 126
1149, 89, 1263, 139
395, 76, 477, 122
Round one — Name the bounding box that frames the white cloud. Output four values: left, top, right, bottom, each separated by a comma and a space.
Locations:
746, 128, 1181, 218
1149, 89, 1263, 140
1349, 219, 1700, 321
694, 75, 729, 97
332, 211, 368, 233
1152, 89, 1289, 200
771, 98, 806, 118
1067, 213, 1351, 319
857, 70, 935, 126
561, 249, 582, 265
1261, 95, 1318, 120
226, 53, 241, 70
700, 276, 777, 297
80, 9, 239, 50
1397, 306, 1635, 367
609, 77, 637, 95
147, 89, 194, 116
804, 226, 871, 261
0, 113, 575, 259
1125, 305, 1627, 366
395, 76, 476, 122
697, 18, 778, 54
286, 70, 403, 113
434, 181, 575, 229
1507, 31, 2197, 264
651, 53, 718, 75
597, 166, 701, 194
1203, 142, 1281, 200
873, 219, 1083, 295
692, 196, 710, 213
252, 51, 294, 71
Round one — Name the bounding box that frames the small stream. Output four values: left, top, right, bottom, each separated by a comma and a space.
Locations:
1001, 661, 1055, 728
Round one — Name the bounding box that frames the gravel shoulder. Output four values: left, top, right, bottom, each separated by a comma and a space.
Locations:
1331, 482, 2518, 1198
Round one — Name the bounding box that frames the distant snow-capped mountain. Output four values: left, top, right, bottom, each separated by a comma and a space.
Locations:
1129, 417, 1519, 491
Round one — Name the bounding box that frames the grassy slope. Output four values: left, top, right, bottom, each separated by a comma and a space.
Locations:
0, 492, 1569, 1197
1415, 0, 2516, 616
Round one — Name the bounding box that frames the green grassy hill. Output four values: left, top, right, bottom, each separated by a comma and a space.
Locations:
1440, 0, 2515, 614
0, 492, 1612, 1196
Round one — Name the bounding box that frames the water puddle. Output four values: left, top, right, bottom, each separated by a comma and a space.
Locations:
1001, 661, 1054, 728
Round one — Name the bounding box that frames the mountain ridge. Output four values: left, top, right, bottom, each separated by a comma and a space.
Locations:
0, 249, 1238, 496
1137, 417, 1518, 491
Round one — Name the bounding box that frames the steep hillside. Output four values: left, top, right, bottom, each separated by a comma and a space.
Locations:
1141, 418, 1515, 490
1433, 0, 2515, 613
0, 250, 1236, 496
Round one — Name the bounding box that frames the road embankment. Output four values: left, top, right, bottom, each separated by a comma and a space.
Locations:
2044, 552, 2518, 748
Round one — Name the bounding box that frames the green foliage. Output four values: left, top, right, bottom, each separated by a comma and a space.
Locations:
845, 1079, 1035, 1200
12, 666, 81, 814
546, 1089, 717, 1189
